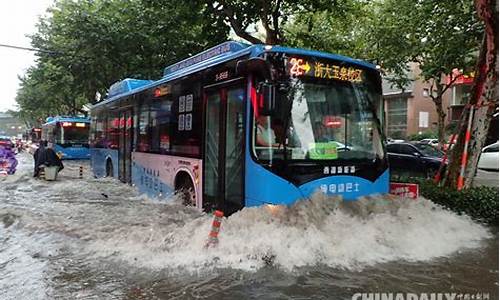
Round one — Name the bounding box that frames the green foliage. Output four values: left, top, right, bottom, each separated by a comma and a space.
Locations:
389, 131, 406, 140
15, 0, 485, 131
394, 176, 499, 225
284, 3, 369, 59
285, 0, 483, 91
366, 0, 483, 83
208, 0, 358, 45
16, 0, 229, 124
445, 121, 459, 135
407, 131, 438, 141
284, 0, 483, 145
362, 0, 482, 144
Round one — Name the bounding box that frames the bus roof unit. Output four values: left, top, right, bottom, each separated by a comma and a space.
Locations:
162, 41, 251, 77
93, 41, 377, 109
44, 116, 90, 125
107, 78, 154, 98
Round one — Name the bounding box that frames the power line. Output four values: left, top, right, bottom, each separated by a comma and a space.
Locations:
0, 42, 128, 69
0, 43, 62, 55
1, 42, 147, 79
0, 42, 114, 65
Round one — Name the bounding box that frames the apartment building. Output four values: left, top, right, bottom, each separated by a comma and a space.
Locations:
382, 64, 473, 139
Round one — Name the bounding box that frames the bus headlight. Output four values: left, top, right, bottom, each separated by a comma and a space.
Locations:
265, 204, 283, 216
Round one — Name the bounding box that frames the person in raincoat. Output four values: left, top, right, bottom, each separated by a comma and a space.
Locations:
33, 141, 64, 178
0, 142, 18, 175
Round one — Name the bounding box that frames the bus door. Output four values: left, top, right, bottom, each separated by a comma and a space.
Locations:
203, 82, 245, 214
118, 110, 133, 183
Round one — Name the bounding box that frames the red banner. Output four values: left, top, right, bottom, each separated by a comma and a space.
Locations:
390, 182, 419, 199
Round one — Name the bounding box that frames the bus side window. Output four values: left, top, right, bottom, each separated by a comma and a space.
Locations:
150, 102, 160, 153
170, 84, 202, 157
137, 104, 151, 152
51, 127, 57, 144
96, 115, 106, 148
150, 100, 173, 154
107, 113, 119, 149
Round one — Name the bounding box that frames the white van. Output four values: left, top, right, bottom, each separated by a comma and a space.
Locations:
477, 141, 499, 171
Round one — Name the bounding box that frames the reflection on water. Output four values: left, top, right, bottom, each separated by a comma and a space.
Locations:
0, 153, 498, 299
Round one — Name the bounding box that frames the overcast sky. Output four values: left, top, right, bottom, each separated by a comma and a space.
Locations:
0, 0, 53, 112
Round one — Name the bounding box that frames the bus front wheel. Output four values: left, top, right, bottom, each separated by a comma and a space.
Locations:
106, 160, 113, 177
175, 175, 196, 207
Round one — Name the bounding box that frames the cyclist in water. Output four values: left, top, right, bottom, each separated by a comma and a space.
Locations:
34, 141, 64, 178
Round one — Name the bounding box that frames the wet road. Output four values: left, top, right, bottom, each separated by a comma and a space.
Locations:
0, 153, 498, 299
474, 169, 499, 188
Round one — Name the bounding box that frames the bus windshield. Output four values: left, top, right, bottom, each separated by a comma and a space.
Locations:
253, 59, 383, 162
61, 125, 89, 145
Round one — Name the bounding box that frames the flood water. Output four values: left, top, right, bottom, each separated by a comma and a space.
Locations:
1, 153, 498, 299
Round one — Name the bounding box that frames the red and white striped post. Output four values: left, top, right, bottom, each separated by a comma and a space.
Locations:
457, 106, 475, 190
205, 210, 224, 248
434, 103, 469, 184
434, 132, 457, 183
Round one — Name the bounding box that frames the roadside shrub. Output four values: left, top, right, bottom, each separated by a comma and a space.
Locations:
445, 121, 458, 135
389, 131, 405, 140
392, 176, 499, 225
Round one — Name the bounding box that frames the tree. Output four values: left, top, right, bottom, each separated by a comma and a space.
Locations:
284, 3, 369, 59
208, 0, 353, 45
16, 0, 229, 123
444, 0, 498, 189
364, 0, 483, 145
15, 62, 84, 124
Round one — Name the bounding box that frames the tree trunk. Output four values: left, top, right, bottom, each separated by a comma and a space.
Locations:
265, 31, 280, 45
435, 98, 447, 146
444, 0, 498, 189
430, 82, 447, 146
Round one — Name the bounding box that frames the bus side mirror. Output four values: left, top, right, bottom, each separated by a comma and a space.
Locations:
257, 82, 276, 116
236, 57, 272, 80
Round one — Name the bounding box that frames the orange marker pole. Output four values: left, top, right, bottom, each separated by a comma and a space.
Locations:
457, 106, 474, 190
205, 210, 224, 248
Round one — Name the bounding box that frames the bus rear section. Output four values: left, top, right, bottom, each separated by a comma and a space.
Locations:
42, 117, 91, 160
27, 127, 42, 154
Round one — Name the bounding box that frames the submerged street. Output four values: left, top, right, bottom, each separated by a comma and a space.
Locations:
0, 0, 498, 298
0, 153, 498, 299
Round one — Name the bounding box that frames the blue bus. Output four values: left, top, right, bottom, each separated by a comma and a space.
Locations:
90, 41, 388, 214
41, 116, 91, 160
28, 127, 42, 143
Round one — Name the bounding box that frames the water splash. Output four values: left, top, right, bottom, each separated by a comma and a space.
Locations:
1, 153, 492, 274
0, 153, 495, 298
87, 192, 490, 273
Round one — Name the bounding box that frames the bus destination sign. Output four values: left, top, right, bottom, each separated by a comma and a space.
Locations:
287, 57, 363, 83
